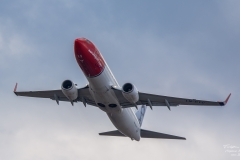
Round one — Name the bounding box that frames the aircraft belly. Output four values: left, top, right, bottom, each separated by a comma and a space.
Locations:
86, 65, 140, 140
107, 108, 140, 141
87, 66, 122, 113
93, 89, 122, 113
87, 65, 118, 91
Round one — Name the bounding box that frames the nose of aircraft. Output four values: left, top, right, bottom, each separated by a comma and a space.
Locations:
74, 38, 85, 55
74, 38, 105, 77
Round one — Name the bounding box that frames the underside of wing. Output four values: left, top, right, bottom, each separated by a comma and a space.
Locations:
138, 92, 231, 107
14, 83, 96, 106
111, 86, 231, 108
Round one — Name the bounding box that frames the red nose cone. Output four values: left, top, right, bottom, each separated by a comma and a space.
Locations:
74, 38, 87, 58
74, 38, 105, 77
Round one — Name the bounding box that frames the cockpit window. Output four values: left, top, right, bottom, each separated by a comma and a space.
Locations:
86, 39, 91, 44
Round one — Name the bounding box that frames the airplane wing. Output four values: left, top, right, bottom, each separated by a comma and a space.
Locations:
111, 86, 231, 109
14, 83, 96, 106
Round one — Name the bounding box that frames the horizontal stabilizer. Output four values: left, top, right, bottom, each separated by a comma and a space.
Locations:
141, 129, 186, 140
99, 130, 125, 137
99, 129, 186, 140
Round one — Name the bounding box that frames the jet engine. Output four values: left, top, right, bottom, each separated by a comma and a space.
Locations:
122, 83, 139, 104
61, 80, 78, 101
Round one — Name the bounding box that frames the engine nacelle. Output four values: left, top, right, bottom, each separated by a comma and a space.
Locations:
122, 83, 139, 104
61, 80, 78, 101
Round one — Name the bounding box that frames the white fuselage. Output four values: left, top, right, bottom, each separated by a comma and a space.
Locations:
74, 38, 140, 141
87, 63, 141, 141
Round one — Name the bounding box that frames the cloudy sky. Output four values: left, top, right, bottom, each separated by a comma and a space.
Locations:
0, 0, 240, 159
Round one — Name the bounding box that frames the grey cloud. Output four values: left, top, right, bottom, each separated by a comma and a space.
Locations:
0, 0, 239, 160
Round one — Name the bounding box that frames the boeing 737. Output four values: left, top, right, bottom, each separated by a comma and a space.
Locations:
14, 38, 231, 141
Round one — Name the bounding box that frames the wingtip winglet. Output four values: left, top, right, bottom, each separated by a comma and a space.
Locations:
224, 93, 231, 105
14, 83, 18, 95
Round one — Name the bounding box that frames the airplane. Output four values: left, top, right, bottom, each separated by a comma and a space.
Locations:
14, 38, 231, 141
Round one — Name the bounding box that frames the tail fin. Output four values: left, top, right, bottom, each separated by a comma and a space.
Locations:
135, 105, 147, 126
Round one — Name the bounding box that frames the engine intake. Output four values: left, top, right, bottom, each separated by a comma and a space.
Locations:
61, 80, 78, 101
123, 83, 133, 93
62, 80, 73, 89
122, 83, 139, 104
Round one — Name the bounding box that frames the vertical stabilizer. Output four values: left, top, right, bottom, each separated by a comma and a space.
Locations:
135, 105, 147, 126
